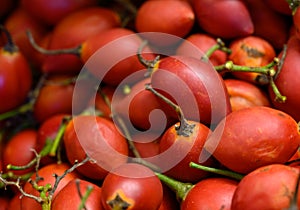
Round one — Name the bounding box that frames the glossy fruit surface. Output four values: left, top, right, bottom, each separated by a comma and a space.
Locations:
51, 179, 103, 210
231, 164, 299, 210
63, 115, 129, 180
205, 106, 300, 174
269, 36, 300, 121
181, 177, 238, 210
101, 163, 163, 210
3, 129, 38, 175
192, 0, 254, 38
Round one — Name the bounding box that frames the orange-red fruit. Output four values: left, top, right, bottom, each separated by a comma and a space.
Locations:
228, 36, 276, 84
101, 163, 163, 210
41, 7, 121, 74
181, 177, 238, 210
135, 0, 195, 46
176, 33, 228, 66
231, 164, 299, 210
21, 163, 80, 210
51, 179, 103, 210
20, 0, 99, 26
192, 0, 254, 39
63, 115, 129, 180
159, 121, 216, 182
224, 78, 270, 111
205, 106, 300, 174
269, 36, 300, 121
3, 129, 38, 175
0, 41, 32, 113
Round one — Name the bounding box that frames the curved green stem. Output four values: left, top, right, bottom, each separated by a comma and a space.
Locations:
202, 38, 231, 62
215, 58, 278, 76
0, 102, 33, 121
155, 172, 194, 202
189, 162, 244, 180
269, 77, 287, 103
49, 116, 71, 157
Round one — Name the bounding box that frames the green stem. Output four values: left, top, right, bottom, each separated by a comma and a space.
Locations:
7, 139, 53, 171
269, 77, 287, 103
78, 185, 94, 210
189, 162, 244, 180
155, 172, 193, 202
0, 102, 33, 121
49, 116, 71, 157
215, 59, 278, 76
202, 38, 231, 62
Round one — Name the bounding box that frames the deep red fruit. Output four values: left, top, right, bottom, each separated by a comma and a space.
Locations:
231, 164, 299, 210
181, 177, 238, 210
158, 121, 216, 182
21, 0, 98, 25
244, 0, 291, 49
192, 0, 254, 39
101, 163, 163, 210
63, 115, 129, 180
269, 36, 300, 121
21, 163, 80, 210
150, 55, 231, 125
0, 26, 32, 114
135, 0, 195, 46
41, 7, 121, 74
51, 179, 103, 210
205, 106, 300, 174
3, 129, 38, 175
176, 33, 228, 66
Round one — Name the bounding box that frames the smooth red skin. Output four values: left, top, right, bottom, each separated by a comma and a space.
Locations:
244, 0, 291, 49
151, 56, 232, 125
135, 0, 195, 46
205, 106, 300, 174
176, 33, 228, 66
293, 8, 300, 41
81, 27, 156, 86
37, 114, 68, 152
0, 197, 9, 210
3, 129, 38, 175
20, 0, 98, 26
4, 6, 49, 67
7, 193, 22, 210
42, 7, 120, 74
159, 121, 216, 182
21, 163, 80, 210
181, 177, 238, 210
229, 35, 276, 84
263, 0, 292, 15
114, 78, 176, 132
128, 132, 162, 165
224, 79, 270, 112
231, 164, 299, 210
33, 74, 76, 123
36, 114, 69, 165
132, 137, 160, 158
158, 185, 180, 210
51, 179, 103, 210
0, 49, 32, 113
101, 163, 163, 210
269, 36, 300, 121
192, 0, 253, 39
63, 115, 129, 180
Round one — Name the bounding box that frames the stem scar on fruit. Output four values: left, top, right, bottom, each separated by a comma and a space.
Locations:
145, 83, 196, 137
